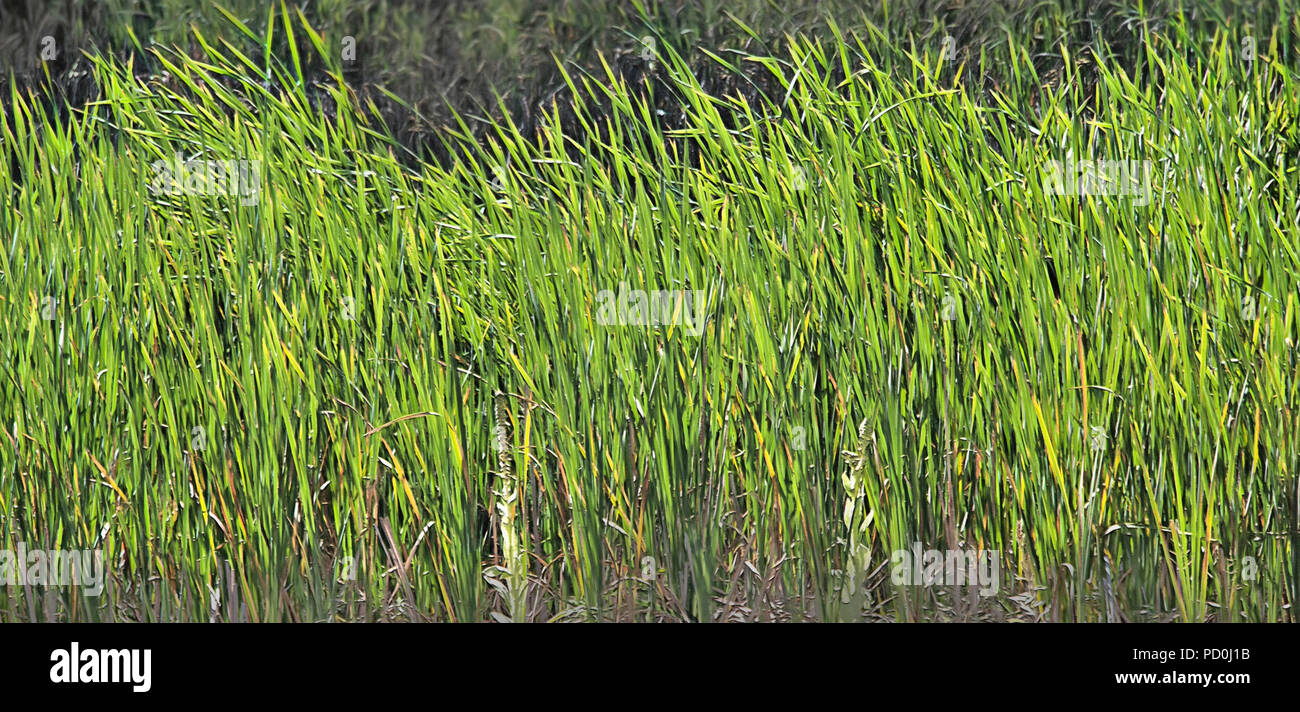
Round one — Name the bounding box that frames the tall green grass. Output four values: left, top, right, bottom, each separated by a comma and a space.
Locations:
1, 4, 1296, 621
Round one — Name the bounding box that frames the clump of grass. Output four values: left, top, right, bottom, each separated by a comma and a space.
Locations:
0, 2, 1296, 622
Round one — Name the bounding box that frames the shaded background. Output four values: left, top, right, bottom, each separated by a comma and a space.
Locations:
2, 0, 1292, 164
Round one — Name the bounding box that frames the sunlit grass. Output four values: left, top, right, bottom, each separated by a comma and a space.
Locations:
1, 3, 1297, 622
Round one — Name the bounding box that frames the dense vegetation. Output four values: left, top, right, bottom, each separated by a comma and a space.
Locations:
1, 1, 1297, 621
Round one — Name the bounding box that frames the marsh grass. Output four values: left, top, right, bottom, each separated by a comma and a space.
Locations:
1, 1, 1297, 622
